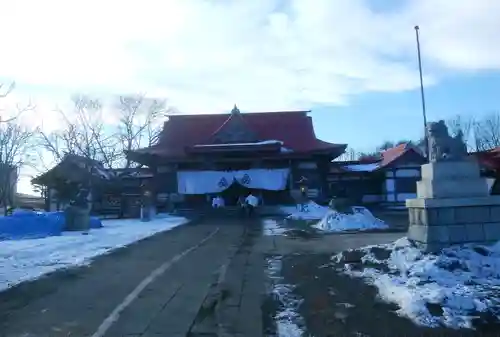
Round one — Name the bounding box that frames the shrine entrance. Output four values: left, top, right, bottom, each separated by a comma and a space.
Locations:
176, 168, 291, 207
220, 181, 252, 206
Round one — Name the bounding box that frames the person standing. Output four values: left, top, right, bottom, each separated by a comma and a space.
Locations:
212, 195, 224, 209
245, 192, 259, 217
237, 195, 246, 217
218, 195, 225, 208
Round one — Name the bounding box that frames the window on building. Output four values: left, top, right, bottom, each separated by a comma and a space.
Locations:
362, 179, 383, 195
395, 177, 418, 193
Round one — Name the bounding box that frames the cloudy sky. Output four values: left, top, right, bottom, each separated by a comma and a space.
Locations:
1, 0, 500, 193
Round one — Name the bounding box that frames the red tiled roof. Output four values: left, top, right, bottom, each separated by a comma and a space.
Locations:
134, 111, 345, 159
379, 143, 407, 167
377, 144, 500, 171
471, 147, 500, 170
378, 143, 425, 169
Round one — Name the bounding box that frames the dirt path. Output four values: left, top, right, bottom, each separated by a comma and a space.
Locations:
278, 253, 499, 337
258, 220, 499, 337
0, 219, 249, 337
215, 221, 266, 337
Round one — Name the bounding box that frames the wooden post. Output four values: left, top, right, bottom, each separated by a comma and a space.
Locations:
45, 187, 51, 212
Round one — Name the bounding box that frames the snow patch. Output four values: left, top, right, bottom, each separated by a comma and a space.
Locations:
263, 219, 287, 236
266, 256, 305, 337
281, 203, 389, 232
0, 215, 188, 292
315, 207, 388, 232
281, 201, 330, 220
333, 237, 500, 329
193, 140, 284, 147
343, 163, 380, 172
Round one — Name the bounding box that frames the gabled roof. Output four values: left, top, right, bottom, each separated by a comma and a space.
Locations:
32, 159, 153, 187
333, 143, 426, 172
377, 143, 426, 169
131, 110, 346, 160
32, 154, 114, 186
209, 108, 259, 144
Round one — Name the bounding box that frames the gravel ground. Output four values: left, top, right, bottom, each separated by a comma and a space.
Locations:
263, 253, 500, 337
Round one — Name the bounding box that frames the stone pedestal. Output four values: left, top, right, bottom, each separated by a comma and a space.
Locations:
406, 159, 500, 252
416, 161, 489, 199
64, 206, 90, 231
141, 206, 152, 222
141, 190, 153, 222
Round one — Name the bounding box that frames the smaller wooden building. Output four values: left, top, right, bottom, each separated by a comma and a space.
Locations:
330, 144, 500, 208
470, 148, 500, 194
32, 154, 152, 217
329, 143, 426, 208
328, 160, 383, 204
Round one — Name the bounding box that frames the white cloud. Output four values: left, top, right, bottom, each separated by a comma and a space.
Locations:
404, 0, 500, 70
1, 0, 499, 195
1, 0, 499, 115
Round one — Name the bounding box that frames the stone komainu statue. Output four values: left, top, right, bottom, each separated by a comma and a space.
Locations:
71, 186, 90, 208
427, 120, 468, 162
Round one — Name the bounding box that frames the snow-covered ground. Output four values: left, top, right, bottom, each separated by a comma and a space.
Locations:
281, 201, 330, 220
333, 237, 500, 329
266, 256, 305, 337
315, 207, 388, 232
0, 215, 188, 292
281, 202, 388, 232
263, 219, 288, 236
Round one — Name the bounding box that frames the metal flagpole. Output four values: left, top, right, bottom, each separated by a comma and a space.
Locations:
414, 25, 429, 161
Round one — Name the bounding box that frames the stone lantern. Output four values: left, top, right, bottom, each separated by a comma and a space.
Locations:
297, 176, 308, 196
296, 176, 309, 212
141, 183, 154, 222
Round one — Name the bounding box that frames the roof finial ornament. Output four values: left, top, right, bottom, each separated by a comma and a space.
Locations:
231, 104, 240, 115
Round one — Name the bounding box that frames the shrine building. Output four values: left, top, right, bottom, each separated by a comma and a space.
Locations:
127, 105, 347, 207
32, 107, 500, 216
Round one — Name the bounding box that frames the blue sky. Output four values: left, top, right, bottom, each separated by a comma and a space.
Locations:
1, 0, 500, 193
313, 71, 500, 153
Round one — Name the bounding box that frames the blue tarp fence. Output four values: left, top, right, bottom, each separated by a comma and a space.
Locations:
0, 210, 103, 240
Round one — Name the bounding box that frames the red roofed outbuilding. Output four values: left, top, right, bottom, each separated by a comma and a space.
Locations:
329, 143, 427, 208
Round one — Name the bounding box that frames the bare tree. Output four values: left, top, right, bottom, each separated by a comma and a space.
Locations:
376, 139, 412, 152
0, 120, 36, 214
38, 95, 120, 169
472, 112, 500, 152
0, 82, 15, 99
412, 137, 427, 156
472, 119, 487, 152
36, 93, 170, 176
357, 152, 380, 161
116, 95, 167, 168
377, 141, 395, 152
0, 82, 34, 123
446, 114, 477, 151
334, 147, 358, 161
397, 139, 413, 146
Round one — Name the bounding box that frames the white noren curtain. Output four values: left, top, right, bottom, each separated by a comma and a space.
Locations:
177, 169, 290, 194
177, 171, 234, 194
234, 169, 289, 191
